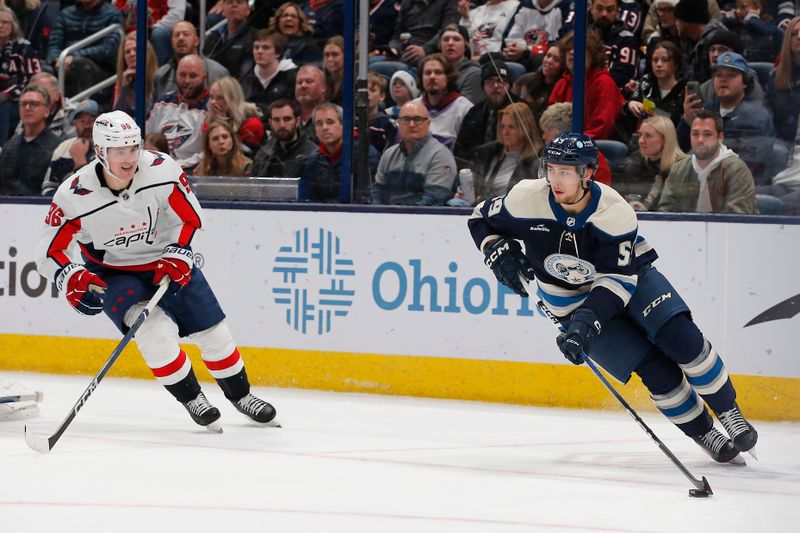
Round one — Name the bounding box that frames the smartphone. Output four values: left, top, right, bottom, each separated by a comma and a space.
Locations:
686, 81, 703, 108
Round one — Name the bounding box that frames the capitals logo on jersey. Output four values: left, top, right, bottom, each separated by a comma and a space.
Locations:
544, 254, 595, 284
69, 176, 92, 196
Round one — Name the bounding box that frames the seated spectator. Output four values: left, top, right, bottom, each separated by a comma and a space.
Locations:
368, 0, 399, 56
695, 29, 765, 105
642, 0, 682, 46
414, 53, 474, 151
679, 51, 775, 183
303, 102, 379, 202
463, 102, 543, 205
766, 16, 800, 144
295, 65, 328, 142
19, 72, 73, 140
586, 0, 641, 91
240, 30, 297, 116
538, 101, 613, 185
114, 0, 185, 65
146, 54, 209, 170
306, 0, 343, 45
144, 131, 170, 153
267, 2, 321, 65
193, 119, 252, 177
41, 99, 99, 196
202, 0, 256, 79
372, 100, 457, 205
455, 60, 515, 165
206, 76, 265, 155
438, 23, 482, 105
46, 0, 122, 100
387, 71, 419, 119
675, 0, 726, 83
503, 0, 563, 70
623, 41, 686, 133
113, 32, 157, 118
0, 5, 40, 146
153, 21, 229, 101
548, 31, 625, 140
618, 115, 687, 211
457, 0, 521, 60
723, 0, 783, 63
0, 84, 59, 195
660, 109, 758, 213
251, 98, 317, 177
5, 0, 53, 61
513, 45, 563, 120
367, 73, 397, 154
323, 36, 344, 105
369, 0, 459, 79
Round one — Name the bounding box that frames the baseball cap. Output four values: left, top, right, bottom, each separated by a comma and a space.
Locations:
69, 99, 101, 122
711, 51, 752, 78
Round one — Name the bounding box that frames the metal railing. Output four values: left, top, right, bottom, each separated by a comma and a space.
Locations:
57, 23, 125, 105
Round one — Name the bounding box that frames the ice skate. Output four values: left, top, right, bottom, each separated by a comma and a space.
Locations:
232, 393, 279, 426
693, 428, 745, 464
183, 392, 222, 433
717, 403, 758, 458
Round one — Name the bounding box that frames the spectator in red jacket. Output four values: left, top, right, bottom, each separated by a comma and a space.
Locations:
548, 31, 624, 140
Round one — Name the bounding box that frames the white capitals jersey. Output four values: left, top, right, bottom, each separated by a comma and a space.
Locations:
35, 150, 203, 282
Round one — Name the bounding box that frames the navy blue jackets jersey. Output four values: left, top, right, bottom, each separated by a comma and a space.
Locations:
468, 179, 657, 325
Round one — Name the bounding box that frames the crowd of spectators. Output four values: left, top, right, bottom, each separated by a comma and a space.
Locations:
0, 0, 798, 214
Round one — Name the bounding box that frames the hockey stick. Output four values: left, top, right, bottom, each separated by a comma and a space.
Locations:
24, 280, 170, 453
0, 391, 43, 405
535, 298, 713, 498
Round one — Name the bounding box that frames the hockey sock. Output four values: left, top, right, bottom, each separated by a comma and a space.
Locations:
214, 368, 250, 402
654, 315, 736, 415
164, 367, 203, 404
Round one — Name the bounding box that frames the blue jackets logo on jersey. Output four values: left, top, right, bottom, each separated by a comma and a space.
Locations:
544, 254, 595, 285
271, 227, 356, 335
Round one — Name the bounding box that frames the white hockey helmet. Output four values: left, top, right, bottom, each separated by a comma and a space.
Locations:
92, 110, 142, 172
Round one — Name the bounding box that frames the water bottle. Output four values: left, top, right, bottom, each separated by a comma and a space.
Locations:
400, 32, 412, 51
459, 168, 476, 205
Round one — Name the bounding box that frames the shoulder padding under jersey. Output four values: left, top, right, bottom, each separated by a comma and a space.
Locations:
586, 183, 638, 238
503, 179, 555, 220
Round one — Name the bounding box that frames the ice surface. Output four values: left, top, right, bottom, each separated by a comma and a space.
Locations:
1, 372, 799, 532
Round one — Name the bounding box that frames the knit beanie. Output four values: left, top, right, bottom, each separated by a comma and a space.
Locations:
390, 71, 420, 99
675, 0, 710, 24
706, 29, 744, 54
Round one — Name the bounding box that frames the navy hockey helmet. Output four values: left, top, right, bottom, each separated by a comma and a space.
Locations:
539, 132, 599, 185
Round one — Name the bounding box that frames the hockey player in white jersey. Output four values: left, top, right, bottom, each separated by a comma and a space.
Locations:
35, 110, 277, 430
469, 132, 758, 463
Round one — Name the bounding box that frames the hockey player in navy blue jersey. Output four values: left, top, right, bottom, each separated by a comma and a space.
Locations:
468, 132, 758, 463
35, 111, 277, 431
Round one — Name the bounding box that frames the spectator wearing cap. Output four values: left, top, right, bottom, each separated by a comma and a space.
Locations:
0, 84, 58, 195
438, 23, 483, 104
698, 29, 764, 104
643, 0, 721, 45
675, 0, 726, 82
454, 60, 516, 165
41, 99, 99, 196
387, 71, 419, 119
722, 0, 784, 64
678, 51, 775, 182
414, 53, 474, 151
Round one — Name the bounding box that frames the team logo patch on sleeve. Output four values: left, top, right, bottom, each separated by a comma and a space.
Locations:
69, 176, 92, 196
544, 254, 595, 284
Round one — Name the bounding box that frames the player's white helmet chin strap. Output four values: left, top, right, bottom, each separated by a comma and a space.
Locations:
92, 110, 142, 181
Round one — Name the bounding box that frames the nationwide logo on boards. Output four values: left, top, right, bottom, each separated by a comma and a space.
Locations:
271, 227, 356, 335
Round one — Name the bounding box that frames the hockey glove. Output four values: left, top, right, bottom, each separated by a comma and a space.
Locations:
483, 238, 536, 297
56, 263, 107, 316
556, 308, 602, 365
153, 243, 193, 293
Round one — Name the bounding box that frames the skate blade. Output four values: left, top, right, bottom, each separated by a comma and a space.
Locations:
264, 418, 281, 428
205, 421, 223, 433
727, 454, 747, 466
746, 447, 758, 460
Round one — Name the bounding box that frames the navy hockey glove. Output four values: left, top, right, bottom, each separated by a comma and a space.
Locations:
483, 238, 536, 297
556, 308, 601, 365
56, 263, 107, 316
153, 244, 193, 293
